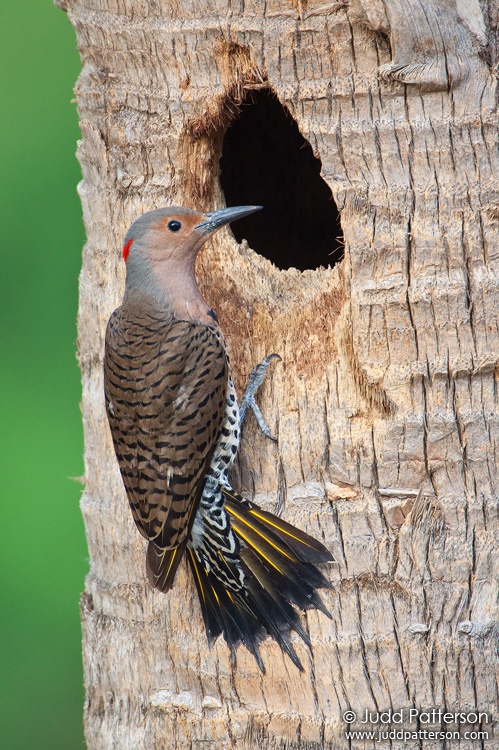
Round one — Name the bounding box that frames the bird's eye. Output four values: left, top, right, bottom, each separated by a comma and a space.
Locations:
167, 220, 182, 232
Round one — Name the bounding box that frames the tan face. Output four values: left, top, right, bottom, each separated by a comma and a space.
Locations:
152, 212, 205, 237
146, 212, 207, 263
123, 205, 262, 269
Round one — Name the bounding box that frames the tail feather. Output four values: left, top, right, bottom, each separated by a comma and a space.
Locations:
242, 546, 312, 647
187, 546, 223, 642
223, 487, 333, 565
228, 506, 331, 617
189, 488, 334, 671
242, 544, 331, 624
188, 548, 266, 670
224, 488, 333, 617
188, 546, 303, 671
241, 578, 303, 670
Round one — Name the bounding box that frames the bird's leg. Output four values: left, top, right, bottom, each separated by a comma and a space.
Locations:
239, 354, 281, 442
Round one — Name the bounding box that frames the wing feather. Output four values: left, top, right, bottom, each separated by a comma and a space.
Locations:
104, 307, 228, 552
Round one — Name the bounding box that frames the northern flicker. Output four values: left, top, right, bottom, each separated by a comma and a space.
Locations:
104, 205, 333, 671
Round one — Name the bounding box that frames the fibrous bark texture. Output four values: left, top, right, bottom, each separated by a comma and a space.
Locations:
66, 0, 499, 747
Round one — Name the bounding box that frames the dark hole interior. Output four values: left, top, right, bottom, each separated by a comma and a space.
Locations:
219, 89, 343, 272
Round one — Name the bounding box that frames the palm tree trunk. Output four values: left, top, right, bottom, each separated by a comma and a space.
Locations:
62, 0, 498, 746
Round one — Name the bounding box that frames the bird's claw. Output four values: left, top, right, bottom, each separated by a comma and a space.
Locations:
239, 354, 281, 441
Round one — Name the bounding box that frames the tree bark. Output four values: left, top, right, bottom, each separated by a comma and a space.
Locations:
64, 0, 499, 747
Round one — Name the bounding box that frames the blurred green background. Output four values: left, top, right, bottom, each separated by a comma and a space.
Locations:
0, 2, 87, 748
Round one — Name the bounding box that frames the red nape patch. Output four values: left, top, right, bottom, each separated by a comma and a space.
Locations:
122, 238, 134, 262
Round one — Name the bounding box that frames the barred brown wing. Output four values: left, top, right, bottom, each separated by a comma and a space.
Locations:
104, 305, 228, 551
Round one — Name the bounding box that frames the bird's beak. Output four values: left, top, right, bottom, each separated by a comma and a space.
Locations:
195, 205, 263, 235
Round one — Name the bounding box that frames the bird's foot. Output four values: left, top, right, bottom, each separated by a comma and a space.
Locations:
239, 354, 281, 441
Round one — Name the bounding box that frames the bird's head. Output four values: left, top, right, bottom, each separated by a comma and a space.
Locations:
122, 205, 262, 266
120, 205, 262, 311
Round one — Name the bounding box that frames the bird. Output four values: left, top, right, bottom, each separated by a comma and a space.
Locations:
104, 204, 334, 671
